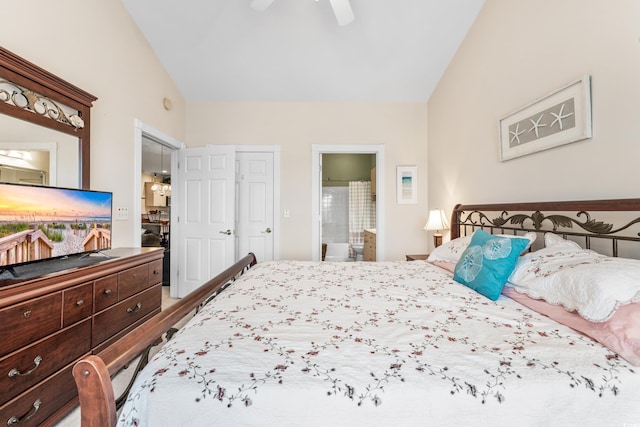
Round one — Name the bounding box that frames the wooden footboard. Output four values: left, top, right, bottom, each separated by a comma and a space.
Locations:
72, 253, 257, 427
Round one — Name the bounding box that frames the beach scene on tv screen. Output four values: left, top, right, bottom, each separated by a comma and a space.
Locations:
0, 185, 112, 267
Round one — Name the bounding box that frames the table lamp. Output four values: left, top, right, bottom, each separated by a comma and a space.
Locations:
424, 209, 450, 248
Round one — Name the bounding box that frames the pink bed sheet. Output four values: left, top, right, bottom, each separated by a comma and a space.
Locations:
503, 287, 640, 366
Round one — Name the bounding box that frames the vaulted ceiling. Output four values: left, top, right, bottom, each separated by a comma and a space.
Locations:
122, 0, 485, 103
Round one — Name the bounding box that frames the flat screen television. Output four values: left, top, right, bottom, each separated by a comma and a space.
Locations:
0, 182, 112, 276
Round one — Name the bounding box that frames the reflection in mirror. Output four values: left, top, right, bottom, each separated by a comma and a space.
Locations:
0, 163, 45, 185
0, 113, 78, 187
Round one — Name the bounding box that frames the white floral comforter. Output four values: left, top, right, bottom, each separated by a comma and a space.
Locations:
118, 261, 640, 427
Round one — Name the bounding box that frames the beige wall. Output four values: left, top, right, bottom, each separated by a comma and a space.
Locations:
428, 0, 640, 243
0, 3, 429, 260
0, 0, 186, 247
1, 2, 430, 259
187, 101, 429, 260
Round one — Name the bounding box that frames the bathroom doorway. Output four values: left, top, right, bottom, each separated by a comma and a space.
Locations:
311, 144, 385, 262
321, 153, 376, 261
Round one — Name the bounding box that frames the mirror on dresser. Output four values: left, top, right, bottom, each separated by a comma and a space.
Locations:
0, 46, 97, 189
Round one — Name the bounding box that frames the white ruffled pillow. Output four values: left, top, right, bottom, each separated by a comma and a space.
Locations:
427, 232, 536, 264
508, 243, 640, 322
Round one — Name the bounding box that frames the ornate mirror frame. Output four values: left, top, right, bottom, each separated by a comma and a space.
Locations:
0, 46, 97, 189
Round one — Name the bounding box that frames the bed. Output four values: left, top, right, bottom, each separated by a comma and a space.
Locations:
73, 199, 640, 426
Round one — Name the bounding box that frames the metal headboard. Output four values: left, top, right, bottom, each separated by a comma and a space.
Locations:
451, 199, 640, 258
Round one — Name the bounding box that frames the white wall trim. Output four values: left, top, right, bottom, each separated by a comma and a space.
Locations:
234, 145, 281, 153
311, 144, 385, 261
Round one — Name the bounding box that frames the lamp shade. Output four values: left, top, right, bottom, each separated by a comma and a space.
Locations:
423, 209, 450, 232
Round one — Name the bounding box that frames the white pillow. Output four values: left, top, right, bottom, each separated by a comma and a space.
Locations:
427, 232, 536, 264
427, 235, 472, 263
504, 232, 537, 253
544, 232, 581, 249
508, 245, 640, 322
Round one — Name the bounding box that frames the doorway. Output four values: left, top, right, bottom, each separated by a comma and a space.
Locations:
141, 136, 172, 256
321, 153, 376, 261
311, 145, 385, 261
133, 120, 184, 296
133, 122, 280, 298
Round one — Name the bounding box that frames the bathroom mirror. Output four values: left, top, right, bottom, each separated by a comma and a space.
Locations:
0, 46, 96, 189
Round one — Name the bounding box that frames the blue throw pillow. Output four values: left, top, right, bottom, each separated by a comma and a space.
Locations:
453, 229, 529, 300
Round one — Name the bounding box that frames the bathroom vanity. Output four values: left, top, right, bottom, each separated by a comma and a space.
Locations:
363, 229, 376, 261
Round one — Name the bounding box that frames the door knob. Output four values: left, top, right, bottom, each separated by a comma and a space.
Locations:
219, 229, 232, 235
262, 227, 272, 234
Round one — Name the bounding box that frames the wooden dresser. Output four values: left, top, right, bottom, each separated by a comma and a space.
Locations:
0, 247, 164, 427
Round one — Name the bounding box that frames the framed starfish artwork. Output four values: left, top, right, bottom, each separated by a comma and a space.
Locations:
499, 76, 592, 161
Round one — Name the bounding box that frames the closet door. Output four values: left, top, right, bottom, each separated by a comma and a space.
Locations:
235, 152, 274, 262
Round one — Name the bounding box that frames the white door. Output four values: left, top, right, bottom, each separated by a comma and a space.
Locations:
235, 152, 274, 262
174, 146, 235, 297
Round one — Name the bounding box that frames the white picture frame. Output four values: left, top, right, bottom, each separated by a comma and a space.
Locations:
396, 166, 417, 204
499, 76, 592, 161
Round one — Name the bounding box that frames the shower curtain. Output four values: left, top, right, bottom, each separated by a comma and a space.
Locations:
348, 181, 375, 251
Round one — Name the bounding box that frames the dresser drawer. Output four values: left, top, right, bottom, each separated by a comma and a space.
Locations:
94, 273, 118, 312
92, 284, 161, 347
149, 259, 163, 286
118, 264, 150, 301
0, 320, 90, 406
62, 283, 93, 327
0, 364, 77, 427
0, 294, 62, 357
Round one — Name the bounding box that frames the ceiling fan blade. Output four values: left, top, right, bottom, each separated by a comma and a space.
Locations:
250, 0, 275, 12
328, 0, 354, 26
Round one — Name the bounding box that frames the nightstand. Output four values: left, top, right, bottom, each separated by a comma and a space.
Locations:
406, 254, 429, 261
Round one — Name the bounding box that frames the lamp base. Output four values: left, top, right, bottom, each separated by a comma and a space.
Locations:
433, 234, 443, 248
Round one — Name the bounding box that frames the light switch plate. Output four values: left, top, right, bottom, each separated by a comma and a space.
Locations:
115, 207, 128, 220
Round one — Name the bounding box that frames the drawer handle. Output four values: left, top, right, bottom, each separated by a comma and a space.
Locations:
7, 398, 41, 424
127, 302, 142, 313
23, 311, 31, 319
8, 355, 42, 378
76, 300, 84, 307
103, 289, 112, 295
